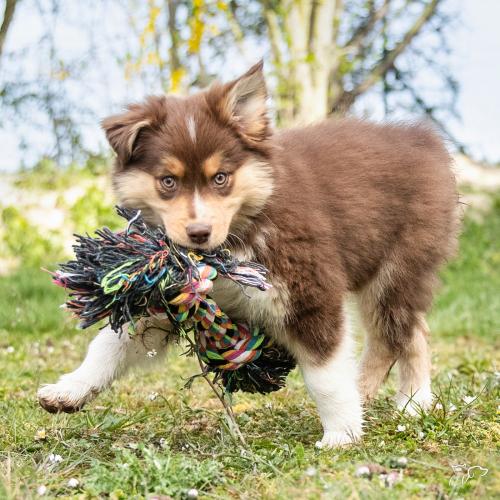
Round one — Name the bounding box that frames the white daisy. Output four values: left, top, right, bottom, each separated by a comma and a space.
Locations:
48, 453, 63, 464
463, 395, 476, 404
67, 478, 79, 488
305, 466, 317, 477
355, 465, 371, 477
37, 485, 47, 496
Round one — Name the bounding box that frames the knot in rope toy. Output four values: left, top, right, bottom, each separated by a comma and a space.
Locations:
51, 207, 295, 393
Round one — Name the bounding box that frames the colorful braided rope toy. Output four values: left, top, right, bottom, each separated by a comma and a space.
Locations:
51, 207, 295, 394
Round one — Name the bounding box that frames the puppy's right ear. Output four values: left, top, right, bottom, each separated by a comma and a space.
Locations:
206, 61, 270, 146
101, 105, 152, 165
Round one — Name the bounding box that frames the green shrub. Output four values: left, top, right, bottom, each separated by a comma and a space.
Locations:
0, 206, 62, 267
69, 186, 121, 233
15, 155, 112, 190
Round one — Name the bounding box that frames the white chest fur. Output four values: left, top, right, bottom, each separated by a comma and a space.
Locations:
211, 274, 289, 337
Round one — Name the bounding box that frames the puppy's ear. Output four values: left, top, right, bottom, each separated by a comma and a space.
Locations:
208, 61, 270, 145
101, 104, 153, 165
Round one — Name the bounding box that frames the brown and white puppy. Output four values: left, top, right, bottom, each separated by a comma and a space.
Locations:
38, 62, 459, 448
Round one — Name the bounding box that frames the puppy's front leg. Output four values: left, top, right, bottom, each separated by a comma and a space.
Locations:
38, 318, 170, 413
298, 321, 363, 448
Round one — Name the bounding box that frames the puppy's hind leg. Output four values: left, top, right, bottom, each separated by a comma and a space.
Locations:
358, 256, 435, 415
357, 285, 397, 402
296, 308, 363, 448
395, 314, 433, 415
38, 318, 171, 413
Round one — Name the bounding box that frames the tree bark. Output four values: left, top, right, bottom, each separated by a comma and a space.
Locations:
283, 0, 338, 124
0, 0, 18, 62
166, 0, 181, 73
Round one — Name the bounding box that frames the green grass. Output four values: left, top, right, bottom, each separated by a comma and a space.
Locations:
0, 201, 499, 499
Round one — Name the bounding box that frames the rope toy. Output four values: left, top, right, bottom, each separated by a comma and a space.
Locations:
50, 207, 295, 393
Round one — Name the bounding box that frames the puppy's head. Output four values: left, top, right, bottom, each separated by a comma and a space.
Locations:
102, 62, 274, 250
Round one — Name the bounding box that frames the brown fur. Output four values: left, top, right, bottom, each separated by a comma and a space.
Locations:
160, 156, 185, 178
202, 152, 223, 178
102, 62, 459, 382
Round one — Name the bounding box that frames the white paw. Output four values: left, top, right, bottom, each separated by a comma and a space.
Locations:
315, 429, 361, 449
38, 379, 98, 413
396, 387, 433, 416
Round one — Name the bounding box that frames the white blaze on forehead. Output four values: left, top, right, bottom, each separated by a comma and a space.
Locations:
193, 189, 208, 219
186, 115, 196, 143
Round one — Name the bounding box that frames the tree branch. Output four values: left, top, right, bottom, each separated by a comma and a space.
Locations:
226, 0, 246, 52
166, 0, 181, 73
395, 68, 466, 153
307, 0, 319, 57
343, 0, 391, 55
332, 0, 441, 112
0, 0, 19, 62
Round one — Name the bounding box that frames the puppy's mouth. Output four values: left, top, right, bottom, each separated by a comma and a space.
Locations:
186, 241, 213, 251
187, 236, 228, 252
163, 229, 223, 252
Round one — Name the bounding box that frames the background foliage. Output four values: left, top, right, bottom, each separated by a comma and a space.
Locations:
1, 0, 462, 166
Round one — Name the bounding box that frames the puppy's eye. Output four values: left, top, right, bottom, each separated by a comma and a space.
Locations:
160, 176, 177, 190
213, 172, 228, 187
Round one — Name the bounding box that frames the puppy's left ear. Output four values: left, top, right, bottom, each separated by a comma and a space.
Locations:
208, 61, 270, 145
101, 96, 167, 166
101, 106, 151, 166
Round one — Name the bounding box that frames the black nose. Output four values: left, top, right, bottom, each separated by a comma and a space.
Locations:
186, 223, 212, 245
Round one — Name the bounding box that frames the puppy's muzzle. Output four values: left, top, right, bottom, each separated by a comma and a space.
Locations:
186, 223, 212, 245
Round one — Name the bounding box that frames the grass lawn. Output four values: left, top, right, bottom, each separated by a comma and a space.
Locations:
0, 200, 499, 499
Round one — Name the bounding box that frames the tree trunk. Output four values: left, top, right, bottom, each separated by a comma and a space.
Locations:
284, 0, 338, 123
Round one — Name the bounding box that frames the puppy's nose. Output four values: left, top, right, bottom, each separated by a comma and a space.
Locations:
186, 223, 212, 245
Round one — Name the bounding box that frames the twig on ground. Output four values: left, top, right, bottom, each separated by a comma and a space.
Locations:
186, 335, 248, 448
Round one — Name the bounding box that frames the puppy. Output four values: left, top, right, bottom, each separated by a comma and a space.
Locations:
38, 62, 458, 448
